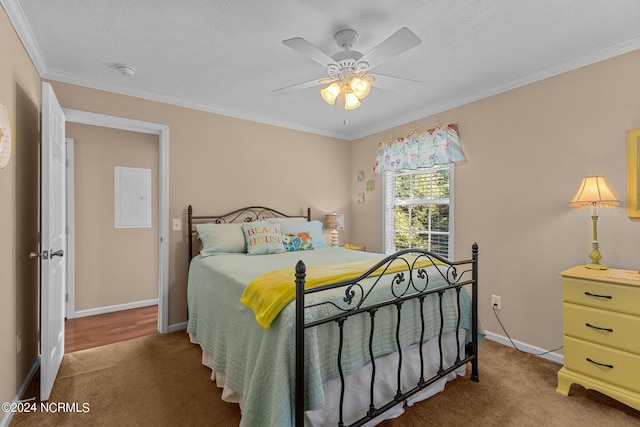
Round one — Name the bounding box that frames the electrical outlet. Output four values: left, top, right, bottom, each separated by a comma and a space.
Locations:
172, 219, 181, 231
17, 331, 22, 355
491, 295, 502, 310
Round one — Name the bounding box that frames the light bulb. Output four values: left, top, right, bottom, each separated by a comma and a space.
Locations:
350, 77, 371, 99
344, 92, 361, 110
320, 83, 341, 105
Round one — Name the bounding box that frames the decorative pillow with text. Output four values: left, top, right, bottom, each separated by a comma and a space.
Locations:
242, 221, 285, 255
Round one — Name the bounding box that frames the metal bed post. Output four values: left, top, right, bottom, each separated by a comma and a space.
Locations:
295, 260, 307, 427
471, 242, 479, 382
187, 205, 193, 265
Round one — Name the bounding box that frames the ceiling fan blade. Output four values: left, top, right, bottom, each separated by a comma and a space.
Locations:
274, 77, 334, 94
282, 37, 338, 68
359, 27, 421, 70
369, 74, 421, 93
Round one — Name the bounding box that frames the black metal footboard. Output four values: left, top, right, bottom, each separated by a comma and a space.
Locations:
295, 243, 479, 427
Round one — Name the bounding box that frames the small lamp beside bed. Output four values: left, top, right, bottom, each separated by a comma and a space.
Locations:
324, 213, 345, 247
569, 174, 619, 270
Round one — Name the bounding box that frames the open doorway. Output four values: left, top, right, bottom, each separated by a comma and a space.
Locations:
64, 126, 159, 352
65, 128, 158, 315
63, 109, 169, 340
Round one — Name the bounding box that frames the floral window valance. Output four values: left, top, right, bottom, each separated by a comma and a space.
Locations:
374, 123, 466, 174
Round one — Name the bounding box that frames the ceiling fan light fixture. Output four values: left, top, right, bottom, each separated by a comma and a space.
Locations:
320, 82, 341, 105
344, 92, 361, 110
350, 76, 371, 99
279, 27, 422, 119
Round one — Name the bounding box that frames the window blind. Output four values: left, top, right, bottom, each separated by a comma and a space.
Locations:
382, 165, 453, 258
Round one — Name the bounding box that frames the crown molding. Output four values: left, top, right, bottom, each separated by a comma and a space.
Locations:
5, 0, 640, 142
1, 0, 48, 76
348, 38, 640, 141
43, 67, 352, 140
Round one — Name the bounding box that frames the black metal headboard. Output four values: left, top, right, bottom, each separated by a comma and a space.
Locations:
187, 205, 312, 262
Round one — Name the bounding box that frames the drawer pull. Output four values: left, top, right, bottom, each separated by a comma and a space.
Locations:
584, 291, 612, 299
585, 323, 613, 333
586, 357, 613, 369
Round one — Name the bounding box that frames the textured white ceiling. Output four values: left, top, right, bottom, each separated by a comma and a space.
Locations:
4, 0, 640, 140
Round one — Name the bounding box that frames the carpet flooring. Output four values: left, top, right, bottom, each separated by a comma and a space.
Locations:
10, 331, 640, 426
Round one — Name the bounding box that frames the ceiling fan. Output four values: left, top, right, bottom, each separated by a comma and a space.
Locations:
275, 27, 422, 111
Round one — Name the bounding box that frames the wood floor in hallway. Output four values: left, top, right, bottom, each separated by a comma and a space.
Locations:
65, 305, 158, 353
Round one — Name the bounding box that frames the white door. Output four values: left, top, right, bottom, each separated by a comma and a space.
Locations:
40, 82, 66, 401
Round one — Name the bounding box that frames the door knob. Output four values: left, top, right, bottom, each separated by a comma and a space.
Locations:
50, 249, 64, 258
29, 252, 41, 258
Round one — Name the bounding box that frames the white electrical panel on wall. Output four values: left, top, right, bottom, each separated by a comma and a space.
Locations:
114, 166, 151, 228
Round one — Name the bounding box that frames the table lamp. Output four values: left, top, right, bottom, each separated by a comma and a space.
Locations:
324, 213, 345, 247
569, 175, 619, 269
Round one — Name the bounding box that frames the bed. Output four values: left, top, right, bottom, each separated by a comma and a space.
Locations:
186, 205, 479, 427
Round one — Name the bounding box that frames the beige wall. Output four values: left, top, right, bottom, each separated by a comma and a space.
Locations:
67, 123, 158, 312
48, 81, 352, 326
1, 3, 42, 410
350, 49, 640, 352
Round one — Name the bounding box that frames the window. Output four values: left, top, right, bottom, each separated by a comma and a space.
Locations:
383, 165, 453, 258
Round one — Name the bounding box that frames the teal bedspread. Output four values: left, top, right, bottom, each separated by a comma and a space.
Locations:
186, 247, 471, 427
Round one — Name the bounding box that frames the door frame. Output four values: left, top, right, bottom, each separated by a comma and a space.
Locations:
65, 137, 75, 319
63, 108, 169, 333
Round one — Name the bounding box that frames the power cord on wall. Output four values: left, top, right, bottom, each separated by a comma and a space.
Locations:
492, 303, 563, 356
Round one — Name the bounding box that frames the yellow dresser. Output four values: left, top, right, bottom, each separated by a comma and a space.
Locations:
557, 265, 640, 410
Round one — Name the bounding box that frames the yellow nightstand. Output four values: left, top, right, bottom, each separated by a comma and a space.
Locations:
557, 266, 640, 411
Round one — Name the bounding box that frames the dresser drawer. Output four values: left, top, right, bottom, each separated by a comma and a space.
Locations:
564, 336, 640, 393
563, 303, 640, 354
563, 277, 640, 315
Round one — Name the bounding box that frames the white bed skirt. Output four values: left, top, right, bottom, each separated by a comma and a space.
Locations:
190, 329, 467, 426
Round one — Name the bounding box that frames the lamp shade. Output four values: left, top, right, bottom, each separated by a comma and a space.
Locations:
344, 92, 361, 110
350, 77, 371, 99
569, 175, 620, 208
320, 83, 341, 105
324, 213, 345, 230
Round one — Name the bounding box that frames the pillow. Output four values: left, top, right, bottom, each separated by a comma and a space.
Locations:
242, 221, 285, 255
196, 223, 246, 256
282, 231, 314, 252
270, 216, 307, 223
272, 219, 328, 248
307, 220, 328, 247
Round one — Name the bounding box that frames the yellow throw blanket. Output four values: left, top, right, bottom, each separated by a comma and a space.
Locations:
240, 255, 443, 328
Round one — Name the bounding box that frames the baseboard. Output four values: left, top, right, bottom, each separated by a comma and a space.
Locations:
0, 356, 41, 427
168, 321, 187, 333
484, 331, 564, 365
70, 298, 158, 318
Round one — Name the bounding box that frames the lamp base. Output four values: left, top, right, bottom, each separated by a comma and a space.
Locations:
330, 230, 339, 247
585, 263, 607, 270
